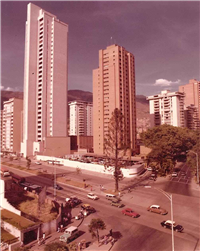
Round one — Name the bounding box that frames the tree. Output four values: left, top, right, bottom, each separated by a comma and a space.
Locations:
26, 156, 31, 169
88, 218, 106, 243
104, 108, 131, 191
44, 242, 69, 251
140, 124, 197, 172
186, 130, 200, 179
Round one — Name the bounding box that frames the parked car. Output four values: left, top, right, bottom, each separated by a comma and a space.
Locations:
147, 166, 153, 171
122, 208, 140, 218
110, 200, 124, 208
161, 220, 184, 232
180, 171, 186, 176
54, 184, 62, 190
147, 205, 168, 215
59, 226, 79, 243
35, 161, 42, 165
87, 193, 99, 200
149, 173, 157, 180
172, 172, 178, 177
75, 211, 84, 220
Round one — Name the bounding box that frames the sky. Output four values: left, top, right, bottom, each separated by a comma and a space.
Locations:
1, 1, 199, 96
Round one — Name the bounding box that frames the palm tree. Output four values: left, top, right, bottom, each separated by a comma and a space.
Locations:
88, 218, 106, 243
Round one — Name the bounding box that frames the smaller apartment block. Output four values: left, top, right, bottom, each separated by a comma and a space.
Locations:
2, 98, 23, 153
179, 79, 200, 130
69, 101, 93, 136
147, 90, 185, 127
0, 110, 3, 150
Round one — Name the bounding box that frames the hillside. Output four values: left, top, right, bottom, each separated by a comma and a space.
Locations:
1, 90, 150, 129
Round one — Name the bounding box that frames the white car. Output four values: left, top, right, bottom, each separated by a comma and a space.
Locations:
172, 172, 178, 177
35, 161, 42, 165
147, 167, 153, 171
87, 193, 99, 200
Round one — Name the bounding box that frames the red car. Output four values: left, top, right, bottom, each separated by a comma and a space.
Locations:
122, 208, 140, 218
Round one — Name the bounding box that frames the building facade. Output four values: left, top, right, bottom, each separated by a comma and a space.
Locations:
179, 79, 200, 130
21, 3, 70, 157
0, 110, 3, 151
93, 44, 137, 155
147, 90, 185, 127
69, 101, 93, 136
2, 98, 23, 153
185, 105, 200, 130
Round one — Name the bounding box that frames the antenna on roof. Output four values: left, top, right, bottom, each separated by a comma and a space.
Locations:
110, 36, 113, 45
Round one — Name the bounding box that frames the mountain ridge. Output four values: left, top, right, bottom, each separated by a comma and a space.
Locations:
1, 90, 150, 129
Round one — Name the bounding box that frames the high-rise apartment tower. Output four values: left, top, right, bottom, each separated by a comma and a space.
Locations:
179, 79, 200, 130
69, 101, 93, 136
93, 44, 137, 155
21, 3, 70, 157
2, 98, 23, 153
147, 90, 185, 127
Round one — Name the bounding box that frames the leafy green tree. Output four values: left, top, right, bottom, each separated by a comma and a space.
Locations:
104, 108, 131, 191
186, 130, 200, 180
140, 124, 197, 172
88, 218, 106, 243
44, 242, 69, 251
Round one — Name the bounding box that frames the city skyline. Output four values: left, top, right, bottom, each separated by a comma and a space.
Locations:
1, 1, 200, 96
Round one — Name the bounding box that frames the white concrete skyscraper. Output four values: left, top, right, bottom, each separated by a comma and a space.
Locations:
21, 3, 70, 157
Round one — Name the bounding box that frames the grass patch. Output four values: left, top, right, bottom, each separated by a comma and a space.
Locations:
102, 189, 119, 195
37, 171, 54, 180
1, 228, 18, 244
7, 192, 58, 223
1, 209, 36, 230
57, 177, 87, 188
19, 197, 58, 223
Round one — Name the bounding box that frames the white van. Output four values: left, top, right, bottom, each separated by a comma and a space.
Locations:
59, 226, 79, 243
105, 194, 116, 200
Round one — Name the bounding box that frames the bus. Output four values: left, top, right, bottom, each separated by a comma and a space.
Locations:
0, 167, 11, 177
11, 174, 25, 184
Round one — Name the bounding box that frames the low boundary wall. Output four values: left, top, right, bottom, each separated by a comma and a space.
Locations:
36, 155, 145, 178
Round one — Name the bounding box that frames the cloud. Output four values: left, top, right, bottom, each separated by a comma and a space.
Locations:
153, 79, 181, 87
0, 86, 14, 91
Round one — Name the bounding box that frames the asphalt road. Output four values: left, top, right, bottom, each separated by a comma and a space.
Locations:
3, 162, 200, 251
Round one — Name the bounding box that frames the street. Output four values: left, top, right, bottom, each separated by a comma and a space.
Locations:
2, 159, 200, 251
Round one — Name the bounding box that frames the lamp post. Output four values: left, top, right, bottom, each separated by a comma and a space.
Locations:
145, 186, 174, 251
44, 147, 60, 200
187, 150, 199, 184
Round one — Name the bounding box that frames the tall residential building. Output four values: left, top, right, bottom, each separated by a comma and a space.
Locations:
93, 44, 137, 155
69, 101, 93, 136
185, 105, 200, 130
179, 79, 200, 130
2, 98, 23, 153
21, 3, 70, 157
0, 110, 3, 150
147, 90, 185, 127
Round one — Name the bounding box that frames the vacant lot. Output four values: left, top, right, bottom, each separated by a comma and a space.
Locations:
6, 191, 58, 223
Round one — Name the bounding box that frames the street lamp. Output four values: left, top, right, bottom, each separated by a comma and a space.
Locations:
44, 147, 60, 200
145, 186, 174, 251
187, 150, 199, 184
